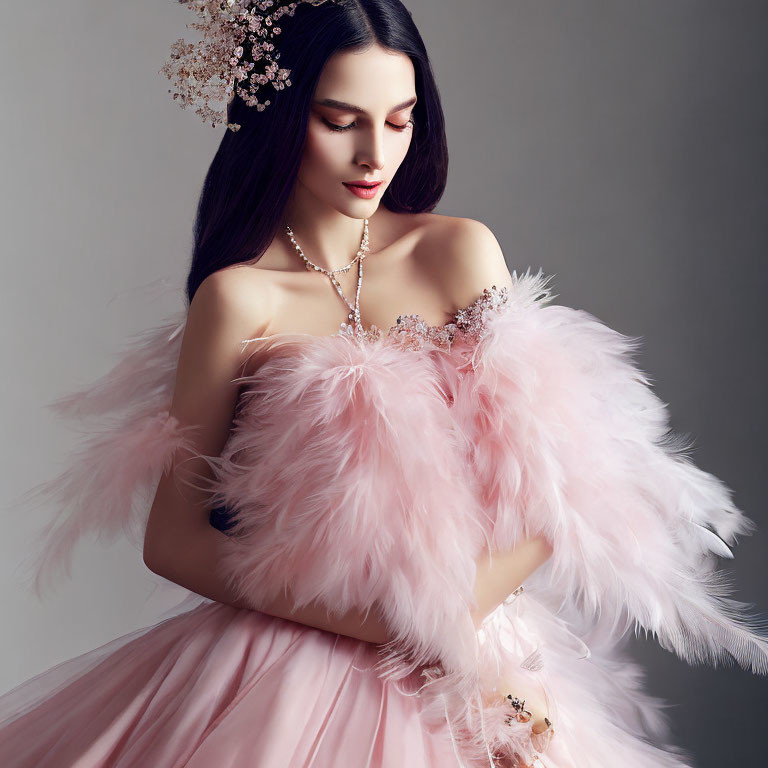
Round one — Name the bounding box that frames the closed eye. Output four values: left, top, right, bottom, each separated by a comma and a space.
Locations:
321, 116, 414, 133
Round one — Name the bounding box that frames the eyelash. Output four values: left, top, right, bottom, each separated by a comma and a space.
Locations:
321, 116, 414, 133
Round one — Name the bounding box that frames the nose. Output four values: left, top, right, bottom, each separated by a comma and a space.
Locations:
354, 125, 385, 172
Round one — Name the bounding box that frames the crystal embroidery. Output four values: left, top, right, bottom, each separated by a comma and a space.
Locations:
337, 321, 385, 344
339, 284, 512, 351
453, 285, 511, 338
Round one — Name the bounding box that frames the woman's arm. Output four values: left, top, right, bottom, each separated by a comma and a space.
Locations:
142, 270, 392, 645
426, 219, 556, 624
470, 537, 554, 629
471, 538, 555, 740
143, 269, 551, 647
146, 470, 392, 643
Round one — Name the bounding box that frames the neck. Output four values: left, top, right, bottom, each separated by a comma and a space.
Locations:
282, 184, 369, 272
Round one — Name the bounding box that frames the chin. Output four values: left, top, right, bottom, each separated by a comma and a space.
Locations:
335, 198, 382, 220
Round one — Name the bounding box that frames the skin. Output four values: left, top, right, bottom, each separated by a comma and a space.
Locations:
283, 43, 417, 273
144, 42, 553, 737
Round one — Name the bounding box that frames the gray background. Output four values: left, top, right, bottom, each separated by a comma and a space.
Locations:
1, 1, 766, 764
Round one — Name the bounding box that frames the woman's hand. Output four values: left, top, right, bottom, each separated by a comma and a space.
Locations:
483, 667, 555, 768
485, 668, 555, 768
483, 665, 552, 735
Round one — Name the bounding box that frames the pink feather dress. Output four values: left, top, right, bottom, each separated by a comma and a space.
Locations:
0, 269, 765, 767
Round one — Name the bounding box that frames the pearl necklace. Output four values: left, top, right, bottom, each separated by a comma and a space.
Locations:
285, 219, 370, 335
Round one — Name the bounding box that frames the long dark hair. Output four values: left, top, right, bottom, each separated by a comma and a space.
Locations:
185, 0, 448, 304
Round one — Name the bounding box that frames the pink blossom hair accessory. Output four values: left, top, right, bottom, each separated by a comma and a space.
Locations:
160, 0, 340, 131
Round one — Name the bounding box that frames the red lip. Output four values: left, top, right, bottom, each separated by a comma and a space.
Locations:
342, 180, 383, 199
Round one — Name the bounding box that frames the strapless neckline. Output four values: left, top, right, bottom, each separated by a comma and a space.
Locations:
243, 282, 514, 351
236, 271, 557, 378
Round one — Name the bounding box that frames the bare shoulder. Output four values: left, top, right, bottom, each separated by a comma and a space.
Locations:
190, 264, 274, 340
414, 213, 515, 308
165, 266, 276, 460
179, 265, 276, 382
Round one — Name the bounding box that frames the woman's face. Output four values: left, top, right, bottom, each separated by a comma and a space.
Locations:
296, 43, 417, 218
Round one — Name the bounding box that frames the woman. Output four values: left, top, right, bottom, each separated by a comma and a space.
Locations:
0, 1, 765, 766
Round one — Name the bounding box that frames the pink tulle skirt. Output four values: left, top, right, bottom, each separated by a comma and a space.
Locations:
0, 601, 460, 767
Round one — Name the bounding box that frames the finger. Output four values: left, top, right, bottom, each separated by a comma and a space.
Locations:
531, 716, 551, 735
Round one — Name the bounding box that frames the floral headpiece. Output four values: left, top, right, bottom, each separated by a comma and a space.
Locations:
160, 0, 339, 131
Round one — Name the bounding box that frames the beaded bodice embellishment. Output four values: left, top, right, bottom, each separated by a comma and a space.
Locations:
337, 285, 511, 350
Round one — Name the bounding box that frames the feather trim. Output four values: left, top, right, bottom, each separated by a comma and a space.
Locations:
453, 270, 768, 676
17, 312, 197, 598
203, 331, 489, 686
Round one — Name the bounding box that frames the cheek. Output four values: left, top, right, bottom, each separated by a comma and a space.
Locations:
387, 130, 414, 170
301, 128, 346, 177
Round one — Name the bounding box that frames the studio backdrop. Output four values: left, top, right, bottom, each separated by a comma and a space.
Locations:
1, 2, 766, 765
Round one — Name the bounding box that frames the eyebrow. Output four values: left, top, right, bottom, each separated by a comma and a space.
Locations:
313, 96, 417, 114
